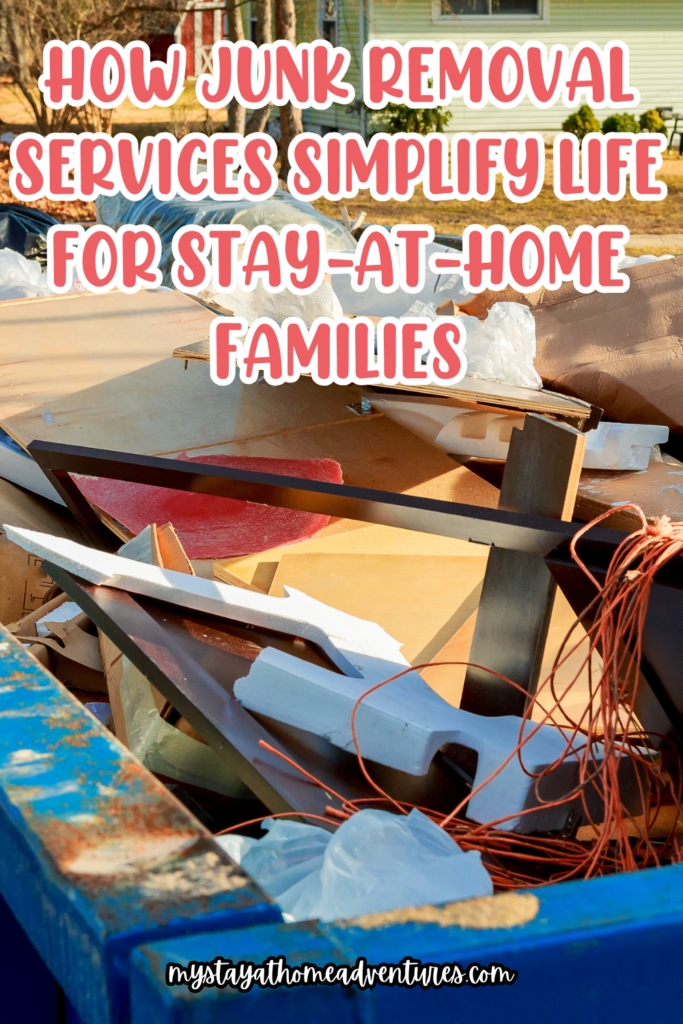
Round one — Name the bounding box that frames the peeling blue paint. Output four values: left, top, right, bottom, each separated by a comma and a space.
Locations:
0, 626, 280, 1024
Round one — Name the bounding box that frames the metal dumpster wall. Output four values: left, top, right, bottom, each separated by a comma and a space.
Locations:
2, 624, 683, 1023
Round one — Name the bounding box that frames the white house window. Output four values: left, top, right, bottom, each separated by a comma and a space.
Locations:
440, 0, 542, 17
319, 0, 338, 46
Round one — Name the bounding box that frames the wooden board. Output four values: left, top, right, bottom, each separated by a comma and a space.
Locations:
461, 454, 683, 533
202, 414, 498, 584
377, 377, 592, 419
577, 453, 683, 532
172, 333, 591, 420
213, 518, 490, 593
423, 587, 594, 729
187, 413, 501, 503
461, 415, 586, 717
0, 290, 372, 454
268, 552, 488, 665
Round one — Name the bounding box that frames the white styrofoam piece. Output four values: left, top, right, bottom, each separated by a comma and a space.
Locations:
0, 435, 66, 505
2, 526, 405, 677
233, 646, 597, 832
582, 422, 669, 470
5, 527, 633, 834
369, 396, 669, 470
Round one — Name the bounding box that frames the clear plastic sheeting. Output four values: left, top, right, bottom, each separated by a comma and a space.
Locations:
618, 254, 675, 270
217, 808, 493, 923
0, 249, 53, 301
96, 191, 356, 286
205, 275, 343, 326
331, 241, 473, 317
459, 302, 543, 391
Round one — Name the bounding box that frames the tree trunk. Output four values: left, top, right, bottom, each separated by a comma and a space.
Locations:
245, 0, 273, 135
226, 0, 246, 134
274, 0, 303, 178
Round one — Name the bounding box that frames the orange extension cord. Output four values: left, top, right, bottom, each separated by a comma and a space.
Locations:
217, 506, 683, 890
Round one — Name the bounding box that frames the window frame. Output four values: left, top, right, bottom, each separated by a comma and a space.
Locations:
318, 0, 340, 46
433, 0, 549, 24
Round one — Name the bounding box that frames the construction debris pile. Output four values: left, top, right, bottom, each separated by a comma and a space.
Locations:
1, 202, 683, 925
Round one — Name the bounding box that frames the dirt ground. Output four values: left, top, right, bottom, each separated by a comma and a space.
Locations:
2, 79, 682, 250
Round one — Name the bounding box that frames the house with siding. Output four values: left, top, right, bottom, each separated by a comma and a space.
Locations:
295, 0, 683, 138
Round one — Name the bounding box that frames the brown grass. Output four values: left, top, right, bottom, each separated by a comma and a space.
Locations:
2, 79, 682, 244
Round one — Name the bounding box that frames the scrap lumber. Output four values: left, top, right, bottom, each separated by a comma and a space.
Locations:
214, 519, 487, 592
0, 290, 375, 454
460, 414, 586, 717
172, 334, 592, 420
267, 552, 487, 665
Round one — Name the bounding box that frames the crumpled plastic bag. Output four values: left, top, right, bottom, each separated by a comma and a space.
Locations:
618, 253, 674, 270
460, 301, 542, 391
96, 190, 355, 287
217, 808, 492, 923
0, 248, 53, 301
205, 275, 343, 327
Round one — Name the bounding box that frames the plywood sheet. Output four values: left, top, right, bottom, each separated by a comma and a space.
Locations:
268, 552, 488, 665
0, 290, 370, 453
577, 454, 683, 532
214, 519, 490, 592
173, 334, 591, 419
193, 414, 501, 502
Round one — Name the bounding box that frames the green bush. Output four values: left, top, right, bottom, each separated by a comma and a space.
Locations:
561, 104, 601, 141
601, 112, 639, 134
639, 109, 666, 133
381, 83, 451, 135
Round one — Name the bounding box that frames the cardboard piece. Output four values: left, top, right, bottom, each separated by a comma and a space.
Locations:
0, 478, 83, 625
0, 290, 372, 454
12, 595, 108, 695
532, 256, 683, 432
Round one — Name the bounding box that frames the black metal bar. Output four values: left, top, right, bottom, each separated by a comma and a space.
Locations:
27, 440, 628, 559
46, 563, 471, 822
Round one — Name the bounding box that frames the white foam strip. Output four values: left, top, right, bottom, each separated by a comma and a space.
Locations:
3, 526, 407, 675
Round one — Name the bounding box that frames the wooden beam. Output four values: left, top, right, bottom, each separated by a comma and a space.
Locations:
459, 414, 586, 717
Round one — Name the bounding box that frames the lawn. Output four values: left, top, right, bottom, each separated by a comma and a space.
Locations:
2, 79, 682, 252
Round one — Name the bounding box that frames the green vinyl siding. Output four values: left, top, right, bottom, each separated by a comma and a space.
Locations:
298, 0, 683, 134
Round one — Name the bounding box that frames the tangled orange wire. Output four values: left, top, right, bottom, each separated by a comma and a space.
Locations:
218, 506, 683, 891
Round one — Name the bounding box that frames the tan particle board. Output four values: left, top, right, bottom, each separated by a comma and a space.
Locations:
0, 290, 369, 453
172, 335, 591, 420
194, 414, 500, 503
268, 552, 488, 666
215, 520, 490, 592
577, 454, 683, 532
423, 587, 595, 726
